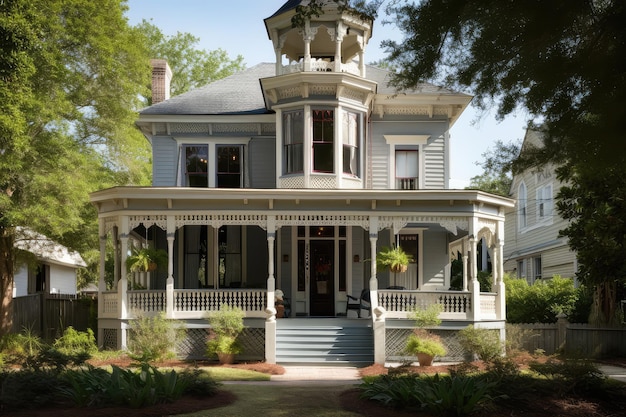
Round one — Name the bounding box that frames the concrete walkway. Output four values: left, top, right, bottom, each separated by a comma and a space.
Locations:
597, 364, 626, 383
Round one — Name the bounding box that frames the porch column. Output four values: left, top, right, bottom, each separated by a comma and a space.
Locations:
334, 23, 345, 72
265, 216, 277, 364
468, 217, 481, 321
97, 220, 106, 346
370, 217, 386, 365
303, 22, 313, 71
495, 220, 506, 321
462, 238, 469, 291
165, 216, 175, 318
118, 217, 130, 350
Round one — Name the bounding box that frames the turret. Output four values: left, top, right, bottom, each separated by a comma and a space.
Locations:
264, 0, 373, 77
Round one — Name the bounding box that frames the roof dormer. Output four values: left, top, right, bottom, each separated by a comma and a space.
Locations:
264, 0, 373, 77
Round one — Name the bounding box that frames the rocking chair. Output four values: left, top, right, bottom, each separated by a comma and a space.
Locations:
345, 288, 371, 318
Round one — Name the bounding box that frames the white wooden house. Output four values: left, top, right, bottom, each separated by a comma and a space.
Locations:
13, 228, 86, 298
503, 128, 578, 283
91, 0, 513, 364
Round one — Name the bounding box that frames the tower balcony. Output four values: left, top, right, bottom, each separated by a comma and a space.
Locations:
281, 58, 361, 77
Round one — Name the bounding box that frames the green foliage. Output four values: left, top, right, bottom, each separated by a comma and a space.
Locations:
53, 326, 97, 357
505, 275, 580, 323
529, 358, 605, 396
0, 327, 44, 363
360, 373, 495, 415
126, 246, 168, 272
0, 368, 63, 412
408, 304, 442, 328
376, 245, 413, 273
405, 330, 446, 357
60, 363, 218, 408
128, 312, 186, 363
458, 325, 503, 362
557, 166, 626, 325
135, 19, 244, 101
206, 305, 245, 357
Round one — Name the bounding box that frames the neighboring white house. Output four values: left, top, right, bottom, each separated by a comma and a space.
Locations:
13, 228, 86, 297
90, 0, 514, 364
503, 128, 578, 284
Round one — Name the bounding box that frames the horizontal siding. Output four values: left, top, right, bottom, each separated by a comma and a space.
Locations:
152, 137, 178, 186
542, 245, 577, 278
370, 133, 389, 189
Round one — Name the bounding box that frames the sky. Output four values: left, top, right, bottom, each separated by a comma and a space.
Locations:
125, 0, 528, 188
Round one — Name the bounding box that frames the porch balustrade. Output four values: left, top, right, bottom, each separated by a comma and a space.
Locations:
378, 290, 499, 320
281, 59, 360, 76
99, 289, 267, 319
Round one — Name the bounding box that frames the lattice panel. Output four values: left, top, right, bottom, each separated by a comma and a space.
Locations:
170, 123, 209, 134
385, 328, 466, 362
101, 328, 118, 350
261, 123, 276, 134
310, 175, 337, 189
178, 328, 210, 359
279, 176, 305, 189
213, 123, 258, 134
177, 327, 264, 360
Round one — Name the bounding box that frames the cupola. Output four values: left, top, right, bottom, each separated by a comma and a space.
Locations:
264, 0, 373, 77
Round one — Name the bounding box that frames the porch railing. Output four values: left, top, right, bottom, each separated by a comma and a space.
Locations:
378, 290, 498, 320
99, 289, 267, 319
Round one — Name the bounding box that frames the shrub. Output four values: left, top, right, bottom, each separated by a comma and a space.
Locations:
128, 312, 186, 363
0, 369, 62, 412
206, 305, 245, 358
458, 325, 503, 362
408, 303, 442, 328
405, 329, 446, 357
53, 326, 98, 357
0, 327, 44, 364
59, 364, 219, 408
529, 358, 605, 395
505, 275, 579, 323
360, 373, 495, 415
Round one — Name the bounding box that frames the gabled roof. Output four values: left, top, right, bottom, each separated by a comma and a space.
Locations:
139, 63, 468, 117
14, 227, 86, 268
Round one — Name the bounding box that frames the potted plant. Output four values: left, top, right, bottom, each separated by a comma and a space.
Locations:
126, 246, 167, 273
377, 245, 412, 273
206, 305, 245, 364
405, 304, 447, 366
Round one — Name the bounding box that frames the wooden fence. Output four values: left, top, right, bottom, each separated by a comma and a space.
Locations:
11, 294, 96, 341
509, 317, 626, 358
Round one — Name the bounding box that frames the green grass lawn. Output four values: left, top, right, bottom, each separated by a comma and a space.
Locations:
177, 384, 362, 417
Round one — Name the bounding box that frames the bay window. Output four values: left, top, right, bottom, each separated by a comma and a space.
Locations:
312, 109, 334, 173
342, 110, 359, 176
283, 110, 304, 174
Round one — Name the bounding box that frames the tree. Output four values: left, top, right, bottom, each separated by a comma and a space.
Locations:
379, 0, 626, 325
0, 0, 151, 334
467, 139, 520, 196
135, 20, 245, 103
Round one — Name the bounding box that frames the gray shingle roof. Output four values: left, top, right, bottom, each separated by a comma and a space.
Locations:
139, 63, 465, 116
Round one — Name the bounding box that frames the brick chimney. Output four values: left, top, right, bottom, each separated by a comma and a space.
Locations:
150, 59, 172, 105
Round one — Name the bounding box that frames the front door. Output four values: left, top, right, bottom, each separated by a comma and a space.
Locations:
310, 240, 334, 316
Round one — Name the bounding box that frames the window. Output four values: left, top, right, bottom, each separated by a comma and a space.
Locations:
533, 257, 542, 282
395, 148, 418, 189
183, 145, 208, 187
518, 182, 527, 229
536, 184, 553, 221
283, 110, 304, 174
312, 109, 334, 173
219, 225, 242, 288
342, 111, 359, 176
518, 259, 528, 282
216, 145, 242, 188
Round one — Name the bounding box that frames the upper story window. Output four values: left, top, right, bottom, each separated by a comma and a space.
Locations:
281, 107, 363, 182
518, 182, 527, 229
283, 110, 304, 174
180, 143, 244, 188
536, 183, 553, 222
184, 145, 208, 187
395, 147, 419, 190
342, 110, 360, 176
312, 109, 334, 173
217, 145, 243, 188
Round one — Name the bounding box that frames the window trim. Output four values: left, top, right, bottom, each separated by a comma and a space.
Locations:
518, 181, 528, 230
384, 135, 429, 190
536, 183, 553, 224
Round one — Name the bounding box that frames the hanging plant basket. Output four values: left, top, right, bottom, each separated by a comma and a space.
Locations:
376, 246, 412, 273
390, 264, 408, 273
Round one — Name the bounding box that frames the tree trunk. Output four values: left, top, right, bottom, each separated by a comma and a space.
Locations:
0, 227, 15, 336
590, 282, 618, 326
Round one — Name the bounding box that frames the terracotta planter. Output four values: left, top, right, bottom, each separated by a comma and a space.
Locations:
390, 264, 408, 273
417, 353, 434, 366
217, 352, 235, 364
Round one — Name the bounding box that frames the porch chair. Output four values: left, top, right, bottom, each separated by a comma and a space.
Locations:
345, 288, 371, 318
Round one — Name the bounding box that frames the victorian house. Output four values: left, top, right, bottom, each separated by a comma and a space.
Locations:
91, 0, 513, 364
